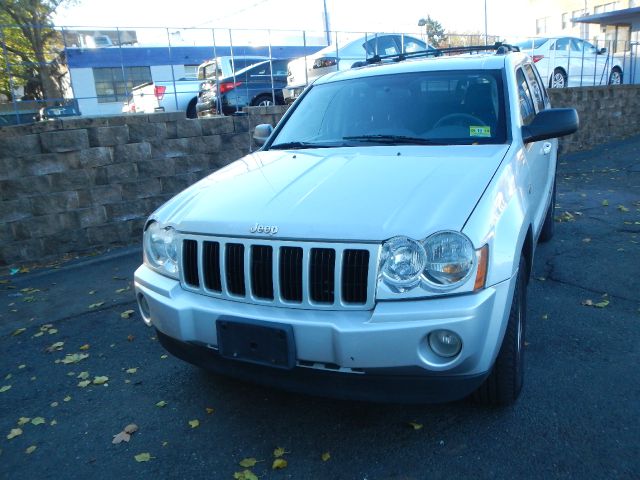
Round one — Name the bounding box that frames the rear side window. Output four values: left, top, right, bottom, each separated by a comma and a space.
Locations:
523, 64, 546, 112
516, 69, 536, 126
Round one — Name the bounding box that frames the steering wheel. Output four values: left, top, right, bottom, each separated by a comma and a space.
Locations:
434, 113, 486, 128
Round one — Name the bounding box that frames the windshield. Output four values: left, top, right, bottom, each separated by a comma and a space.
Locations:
515, 39, 549, 50
269, 69, 507, 149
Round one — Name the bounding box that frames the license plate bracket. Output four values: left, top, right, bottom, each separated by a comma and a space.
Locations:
216, 318, 295, 370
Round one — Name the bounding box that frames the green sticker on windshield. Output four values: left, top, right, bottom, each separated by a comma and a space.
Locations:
470, 126, 491, 137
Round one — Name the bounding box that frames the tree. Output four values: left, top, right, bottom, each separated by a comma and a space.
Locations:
0, 0, 73, 103
418, 15, 447, 48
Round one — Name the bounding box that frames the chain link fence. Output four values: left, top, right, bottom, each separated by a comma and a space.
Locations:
1, 25, 637, 125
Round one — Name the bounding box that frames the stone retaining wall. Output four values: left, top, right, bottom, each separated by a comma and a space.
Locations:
0, 107, 287, 266
1, 84, 639, 266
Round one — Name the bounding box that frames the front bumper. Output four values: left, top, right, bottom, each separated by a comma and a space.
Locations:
282, 85, 305, 104
135, 265, 515, 402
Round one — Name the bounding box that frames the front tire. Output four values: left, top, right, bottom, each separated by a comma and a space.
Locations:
186, 98, 197, 119
550, 68, 568, 88
251, 94, 275, 107
473, 255, 527, 406
609, 67, 623, 85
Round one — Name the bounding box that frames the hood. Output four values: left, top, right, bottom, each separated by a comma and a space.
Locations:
155, 145, 509, 242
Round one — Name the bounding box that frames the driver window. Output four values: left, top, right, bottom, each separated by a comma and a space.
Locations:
554, 38, 571, 51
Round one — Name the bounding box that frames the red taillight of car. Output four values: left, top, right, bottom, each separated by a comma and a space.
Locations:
130, 104, 136, 112
313, 57, 338, 69
219, 81, 242, 94
532, 55, 544, 63
154, 85, 166, 100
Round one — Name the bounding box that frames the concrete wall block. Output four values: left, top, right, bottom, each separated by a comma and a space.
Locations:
232, 115, 250, 133
0, 134, 41, 157
60, 117, 110, 130
22, 212, 79, 239
0, 223, 13, 245
148, 111, 185, 123
104, 163, 138, 185
173, 154, 210, 174
113, 142, 152, 163
30, 191, 80, 216
0, 175, 52, 200
90, 185, 123, 205
40, 229, 88, 256
128, 123, 168, 142
221, 133, 251, 151
105, 200, 154, 222
88, 125, 129, 147
160, 173, 197, 194
48, 169, 95, 192
0, 198, 32, 223
40, 129, 89, 153
165, 121, 178, 139
0, 157, 26, 180
176, 119, 202, 138
201, 135, 222, 153
78, 206, 108, 228
85, 221, 134, 245
200, 116, 234, 136
0, 239, 45, 265
70, 147, 114, 168
150, 138, 192, 158
121, 178, 163, 200
136, 157, 176, 177
24, 153, 76, 176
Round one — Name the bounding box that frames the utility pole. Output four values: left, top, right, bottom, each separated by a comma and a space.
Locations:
484, 0, 488, 45
323, 0, 331, 46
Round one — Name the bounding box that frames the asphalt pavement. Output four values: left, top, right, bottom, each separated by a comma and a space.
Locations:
0, 136, 639, 480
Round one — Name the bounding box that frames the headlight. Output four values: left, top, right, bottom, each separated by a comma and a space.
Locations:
143, 221, 179, 279
380, 236, 427, 291
422, 231, 474, 290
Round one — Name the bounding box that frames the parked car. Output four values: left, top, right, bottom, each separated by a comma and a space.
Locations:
283, 33, 432, 103
34, 102, 81, 121
515, 37, 624, 88
131, 78, 202, 118
134, 44, 579, 405
197, 59, 290, 116
197, 56, 270, 83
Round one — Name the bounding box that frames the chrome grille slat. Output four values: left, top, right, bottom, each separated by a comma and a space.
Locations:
179, 235, 378, 311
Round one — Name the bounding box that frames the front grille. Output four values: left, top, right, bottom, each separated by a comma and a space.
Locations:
180, 237, 378, 310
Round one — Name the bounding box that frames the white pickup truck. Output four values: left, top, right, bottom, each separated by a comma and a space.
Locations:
131, 78, 201, 118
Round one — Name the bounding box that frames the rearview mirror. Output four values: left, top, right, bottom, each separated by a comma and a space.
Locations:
253, 124, 274, 147
521, 108, 579, 144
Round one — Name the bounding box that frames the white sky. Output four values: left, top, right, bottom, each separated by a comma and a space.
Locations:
54, 0, 534, 42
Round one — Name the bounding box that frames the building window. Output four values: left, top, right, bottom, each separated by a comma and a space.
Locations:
594, 2, 619, 14
536, 17, 548, 35
572, 8, 586, 25
93, 66, 151, 103
561, 12, 569, 29
183, 65, 199, 79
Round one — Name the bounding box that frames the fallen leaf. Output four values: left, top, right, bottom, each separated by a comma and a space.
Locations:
48, 329, 58, 335
205, 407, 215, 415
18, 417, 30, 426
45, 341, 64, 353
617, 205, 629, 212
126, 368, 137, 374
93, 376, 109, 385
273, 447, 287, 458
25, 445, 37, 454
0, 385, 11, 393
7, 428, 22, 440
542, 314, 548, 320
582, 299, 594, 306
127, 335, 135, 342
63, 396, 71, 402
77, 371, 90, 380
33, 332, 44, 338
408, 422, 423, 430
120, 310, 135, 319
115, 287, 130, 293
321, 452, 331, 462
79, 344, 90, 351
12, 328, 26, 336
594, 300, 610, 308
4, 374, 11, 380
134, 452, 152, 462
124, 424, 138, 434
31, 417, 45, 426
155, 400, 167, 408
272, 458, 288, 470
239, 458, 259, 468
88, 302, 105, 309
188, 419, 199, 428
78, 380, 91, 388
50, 420, 57, 426
61, 353, 89, 364
162, 441, 168, 447
234, 470, 259, 480
582, 238, 591, 243
50, 402, 58, 408
602, 199, 609, 206
112, 431, 131, 444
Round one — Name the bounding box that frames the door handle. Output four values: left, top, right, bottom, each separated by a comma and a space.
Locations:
542, 142, 552, 155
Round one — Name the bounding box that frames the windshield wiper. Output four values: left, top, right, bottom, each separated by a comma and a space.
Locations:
269, 141, 345, 150
343, 134, 448, 145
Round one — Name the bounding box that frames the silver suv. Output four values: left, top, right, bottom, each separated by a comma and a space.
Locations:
134, 44, 578, 405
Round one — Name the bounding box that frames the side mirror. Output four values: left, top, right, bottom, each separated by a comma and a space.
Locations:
253, 123, 274, 147
521, 108, 579, 144
598, 47, 607, 54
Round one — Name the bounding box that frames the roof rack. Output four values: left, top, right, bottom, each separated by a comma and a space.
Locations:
365, 42, 520, 65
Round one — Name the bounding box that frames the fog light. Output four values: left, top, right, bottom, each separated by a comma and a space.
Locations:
137, 293, 152, 326
428, 330, 462, 358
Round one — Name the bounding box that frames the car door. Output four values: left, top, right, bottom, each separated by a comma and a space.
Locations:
569, 38, 597, 86
517, 66, 552, 233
